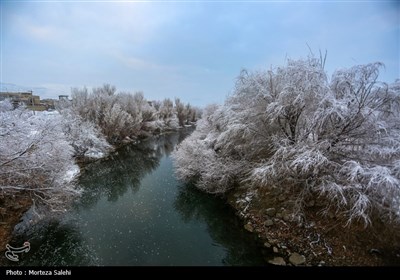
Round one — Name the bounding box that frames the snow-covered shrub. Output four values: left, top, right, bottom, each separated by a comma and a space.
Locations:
59, 108, 111, 159
63, 85, 199, 145
173, 104, 248, 194
0, 99, 14, 112
0, 106, 81, 212
173, 57, 400, 227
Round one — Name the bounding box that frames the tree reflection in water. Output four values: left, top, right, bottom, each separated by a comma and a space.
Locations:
6, 128, 268, 266
174, 183, 268, 266
78, 130, 188, 207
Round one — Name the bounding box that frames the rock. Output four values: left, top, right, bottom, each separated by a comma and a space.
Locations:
264, 219, 274, 227
278, 194, 286, 202
276, 213, 283, 219
264, 242, 271, 248
244, 223, 254, 232
265, 208, 276, 217
283, 214, 290, 222
306, 200, 315, 207
318, 261, 325, 267
273, 247, 279, 253
12, 204, 23, 210
289, 253, 306, 266
268, 257, 286, 266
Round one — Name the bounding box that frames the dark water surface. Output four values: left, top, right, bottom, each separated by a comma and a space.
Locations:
9, 129, 267, 266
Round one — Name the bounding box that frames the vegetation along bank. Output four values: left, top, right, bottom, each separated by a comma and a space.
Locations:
0, 85, 200, 252
172, 57, 400, 265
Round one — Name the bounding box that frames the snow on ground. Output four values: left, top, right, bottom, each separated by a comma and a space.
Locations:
63, 165, 80, 182
85, 148, 105, 159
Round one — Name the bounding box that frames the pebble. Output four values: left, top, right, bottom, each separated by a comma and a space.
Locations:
244, 223, 254, 232
289, 252, 306, 265
265, 208, 276, 216
268, 257, 286, 266
273, 247, 279, 253
264, 219, 274, 227
283, 215, 290, 222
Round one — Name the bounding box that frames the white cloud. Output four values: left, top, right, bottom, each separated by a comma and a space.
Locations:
1, 1, 398, 106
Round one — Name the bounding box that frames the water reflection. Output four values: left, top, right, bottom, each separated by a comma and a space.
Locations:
78, 131, 186, 207
174, 184, 268, 265
6, 128, 266, 266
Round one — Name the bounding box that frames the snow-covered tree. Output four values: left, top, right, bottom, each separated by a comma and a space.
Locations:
59, 108, 112, 159
175, 98, 186, 127
0, 99, 14, 112
173, 57, 400, 227
62, 85, 199, 146
159, 98, 174, 121
0, 106, 81, 212
172, 103, 243, 193
103, 103, 136, 144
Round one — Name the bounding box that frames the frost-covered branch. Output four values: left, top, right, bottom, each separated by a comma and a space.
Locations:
0, 106, 81, 212
172, 57, 400, 228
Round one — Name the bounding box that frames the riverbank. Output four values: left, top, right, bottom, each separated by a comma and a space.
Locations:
0, 194, 32, 253
0, 126, 196, 259
228, 185, 400, 266
1, 129, 267, 266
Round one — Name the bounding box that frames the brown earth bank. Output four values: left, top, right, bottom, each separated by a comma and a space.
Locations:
2, 186, 399, 267
228, 185, 400, 266
0, 193, 32, 254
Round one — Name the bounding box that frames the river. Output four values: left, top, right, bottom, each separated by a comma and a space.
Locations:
8, 129, 268, 266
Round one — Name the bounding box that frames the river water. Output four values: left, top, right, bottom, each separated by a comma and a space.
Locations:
9, 129, 267, 266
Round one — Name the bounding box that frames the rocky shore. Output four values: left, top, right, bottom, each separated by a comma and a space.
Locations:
228, 185, 400, 266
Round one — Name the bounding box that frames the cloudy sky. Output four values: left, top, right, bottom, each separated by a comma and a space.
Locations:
0, 1, 399, 105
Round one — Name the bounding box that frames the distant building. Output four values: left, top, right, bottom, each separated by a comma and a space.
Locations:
0, 91, 52, 111
59, 95, 69, 101
41, 99, 56, 110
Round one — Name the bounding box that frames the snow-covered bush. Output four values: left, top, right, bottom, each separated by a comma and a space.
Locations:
63, 85, 199, 146
59, 108, 111, 159
0, 106, 81, 212
0, 99, 14, 112
173, 57, 400, 227
173, 104, 248, 193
